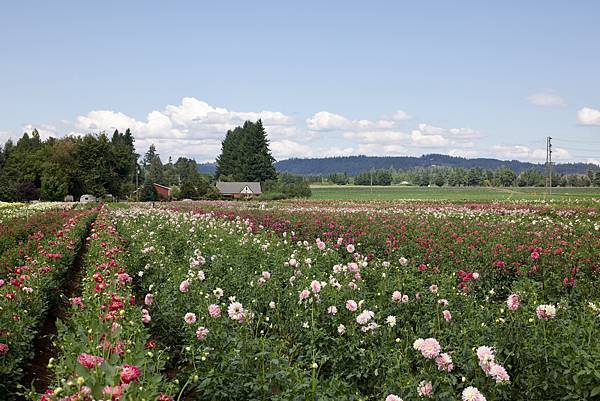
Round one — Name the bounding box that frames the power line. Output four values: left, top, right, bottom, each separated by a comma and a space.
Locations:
553, 137, 600, 146
553, 145, 600, 152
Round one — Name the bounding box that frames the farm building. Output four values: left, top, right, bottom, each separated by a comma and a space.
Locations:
216, 182, 262, 198
153, 183, 172, 200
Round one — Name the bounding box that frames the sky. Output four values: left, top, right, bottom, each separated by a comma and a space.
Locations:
1, 1, 599, 164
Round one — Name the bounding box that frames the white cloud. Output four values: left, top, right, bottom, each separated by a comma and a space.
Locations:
491, 144, 571, 161
356, 143, 407, 156
306, 111, 351, 131
492, 145, 531, 159
527, 92, 567, 107
306, 111, 481, 154
577, 107, 600, 126
68, 97, 300, 160
390, 110, 411, 121
343, 130, 408, 144
410, 129, 449, 147
306, 111, 398, 132
270, 139, 353, 159
21, 124, 59, 140
587, 159, 600, 166
407, 123, 481, 148
448, 149, 480, 158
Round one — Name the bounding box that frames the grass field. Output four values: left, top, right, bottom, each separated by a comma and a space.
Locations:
309, 184, 600, 202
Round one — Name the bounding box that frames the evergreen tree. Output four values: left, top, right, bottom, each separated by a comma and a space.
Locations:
243, 120, 277, 181
214, 120, 276, 182
143, 144, 164, 184
110, 129, 138, 197
433, 174, 445, 187
140, 180, 158, 201
180, 181, 198, 199
494, 167, 516, 187
215, 128, 244, 180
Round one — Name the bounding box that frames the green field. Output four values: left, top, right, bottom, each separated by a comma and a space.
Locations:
309, 184, 600, 202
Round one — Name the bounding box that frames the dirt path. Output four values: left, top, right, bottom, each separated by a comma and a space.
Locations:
18, 220, 94, 399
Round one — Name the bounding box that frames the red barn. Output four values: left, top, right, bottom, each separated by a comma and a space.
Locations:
153, 183, 172, 200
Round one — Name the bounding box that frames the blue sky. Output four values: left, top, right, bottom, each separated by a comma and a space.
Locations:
1, 1, 599, 163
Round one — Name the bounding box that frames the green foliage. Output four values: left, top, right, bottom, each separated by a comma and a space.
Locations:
140, 180, 158, 201
16, 182, 39, 201
494, 167, 517, 187
214, 120, 277, 182
0, 129, 139, 201
433, 174, 446, 187
354, 169, 393, 186
256, 191, 288, 200
40, 164, 69, 201
263, 174, 312, 199
205, 185, 222, 199
170, 185, 181, 200
328, 172, 350, 185
516, 169, 545, 187
180, 181, 198, 200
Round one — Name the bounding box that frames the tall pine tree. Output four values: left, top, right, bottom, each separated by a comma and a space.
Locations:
214, 120, 276, 182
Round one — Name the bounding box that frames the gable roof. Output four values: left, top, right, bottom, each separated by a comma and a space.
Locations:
153, 183, 171, 190
216, 181, 262, 194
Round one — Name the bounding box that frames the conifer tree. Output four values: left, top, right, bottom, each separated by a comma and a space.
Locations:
214, 120, 276, 182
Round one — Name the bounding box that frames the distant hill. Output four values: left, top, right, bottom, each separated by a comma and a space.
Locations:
198, 154, 599, 176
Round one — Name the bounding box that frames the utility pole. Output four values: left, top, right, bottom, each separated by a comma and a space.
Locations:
135, 164, 139, 202
549, 136, 552, 198
545, 136, 553, 198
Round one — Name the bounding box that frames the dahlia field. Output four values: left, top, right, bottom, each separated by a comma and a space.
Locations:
1, 200, 599, 400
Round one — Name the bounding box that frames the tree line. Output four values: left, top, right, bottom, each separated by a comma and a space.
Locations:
276, 154, 600, 176
327, 166, 600, 187
0, 129, 138, 201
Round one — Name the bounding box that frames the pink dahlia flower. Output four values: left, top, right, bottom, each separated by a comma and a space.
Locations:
77, 353, 104, 369
120, 364, 141, 384
419, 338, 441, 359
208, 304, 221, 318
179, 279, 190, 293
506, 294, 519, 311
196, 326, 209, 341
345, 299, 358, 311
417, 381, 433, 398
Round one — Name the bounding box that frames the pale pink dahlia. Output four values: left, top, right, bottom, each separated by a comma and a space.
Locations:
435, 352, 454, 372
536, 304, 556, 320
196, 326, 209, 341
345, 299, 358, 312
417, 381, 433, 398
419, 338, 441, 359
184, 312, 197, 324
462, 386, 486, 401
179, 279, 190, 293
299, 289, 310, 301
489, 363, 510, 383
506, 294, 519, 311
208, 304, 221, 318
227, 301, 245, 321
